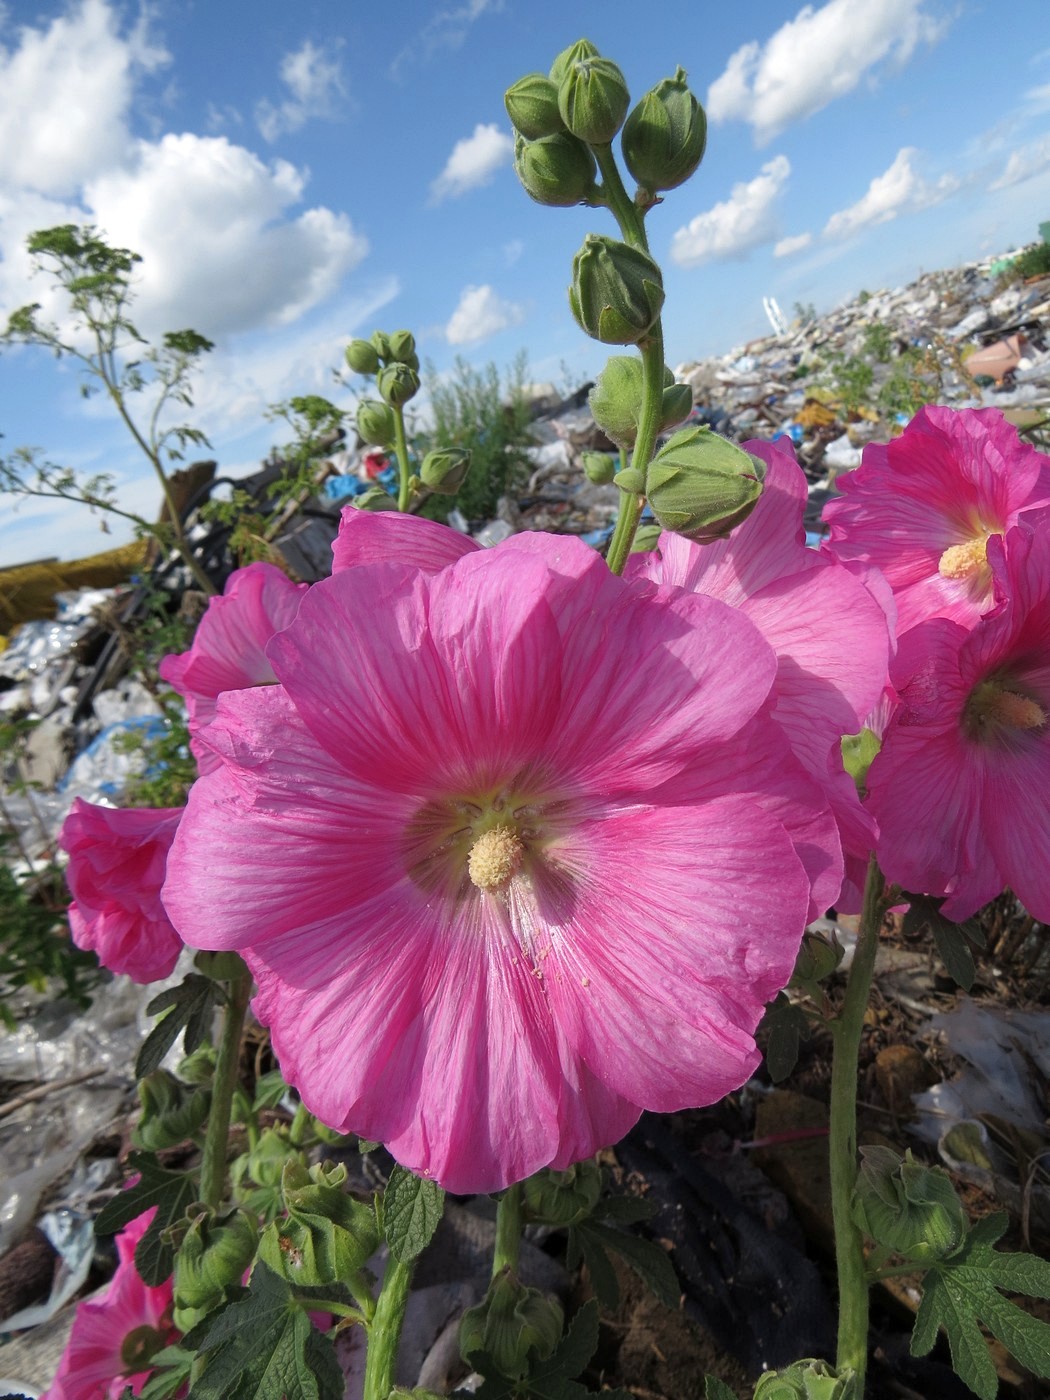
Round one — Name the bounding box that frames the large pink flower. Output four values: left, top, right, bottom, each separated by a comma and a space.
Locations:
868, 525, 1050, 921
60, 800, 184, 983
158, 561, 307, 775
163, 527, 835, 1193
44, 1209, 176, 1400
823, 406, 1050, 635
630, 436, 894, 912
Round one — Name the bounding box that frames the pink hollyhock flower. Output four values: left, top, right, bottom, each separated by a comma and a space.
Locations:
43, 1209, 176, 1400
823, 405, 1050, 635
158, 561, 307, 775
868, 525, 1050, 922
59, 800, 184, 983
163, 528, 837, 1193
630, 436, 894, 912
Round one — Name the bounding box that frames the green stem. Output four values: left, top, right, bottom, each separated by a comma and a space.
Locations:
199, 964, 252, 1213
605, 332, 665, 576
288, 1100, 310, 1147
829, 855, 886, 1389
391, 404, 412, 512
362, 1256, 415, 1400
591, 144, 649, 252
493, 1184, 523, 1278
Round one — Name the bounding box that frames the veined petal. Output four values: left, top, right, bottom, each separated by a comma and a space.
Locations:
332, 508, 478, 575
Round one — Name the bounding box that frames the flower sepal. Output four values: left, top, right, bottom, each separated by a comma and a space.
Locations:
172, 1206, 258, 1333
752, 1359, 857, 1399
256, 1159, 380, 1290
459, 1269, 564, 1381
851, 1147, 967, 1262
523, 1161, 602, 1227
569, 234, 664, 345
621, 67, 707, 193
646, 426, 765, 543
133, 1071, 211, 1152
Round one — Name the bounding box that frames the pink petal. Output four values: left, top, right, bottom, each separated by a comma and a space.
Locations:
332, 508, 478, 575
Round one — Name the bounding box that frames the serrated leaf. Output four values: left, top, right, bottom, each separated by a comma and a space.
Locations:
931, 921, 976, 992
985, 1250, 1050, 1297
581, 1221, 679, 1309
94, 1152, 198, 1285
705, 1379, 738, 1400
137, 975, 219, 1078
384, 1165, 444, 1263
188, 1263, 343, 1400
132, 1344, 195, 1400
901, 894, 984, 991
572, 1225, 620, 1309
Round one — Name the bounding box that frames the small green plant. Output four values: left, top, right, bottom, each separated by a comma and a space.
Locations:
998, 241, 1050, 285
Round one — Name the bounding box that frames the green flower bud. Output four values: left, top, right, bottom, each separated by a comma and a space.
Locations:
257, 1160, 380, 1289
558, 56, 630, 144
173, 1208, 258, 1332
193, 949, 246, 981
841, 728, 881, 796
548, 38, 600, 86
353, 485, 398, 512
621, 67, 707, 193
245, 1126, 301, 1189
460, 1269, 564, 1380
792, 928, 844, 986
522, 1162, 602, 1226
852, 1147, 967, 1262
357, 399, 396, 448
514, 131, 597, 207
376, 361, 420, 407
580, 450, 615, 485
421, 447, 471, 495
631, 522, 662, 552
370, 330, 391, 361
646, 426, 765, 544
346, 338, 380, 375
753, 1359, 855, 1400
120, 1324, 171, 1374
660, 381, 693, 433
387, 330, 416, 364
133, 1071, 210, 1151
569, 234, 664, 346
177, 1044, 216, 1086
505, 73, 564, 139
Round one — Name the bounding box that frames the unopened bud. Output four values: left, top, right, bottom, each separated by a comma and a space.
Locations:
173, 1208, 257, 1332
841, 728, 881, 795
257, 1159, 380, 1288
792, 928, 844, 986
354, 485, 398, 512
631, 522, 662, 552
421, 447, 471, 495
581, 451, 615, 485
387, 330, 416, 365
377, 361, 420, 407
370, 330, 391, 361
660, 381, 693, 433
357, 399, 396, 448
569, 235, 664, 345
523, 1162, 602, 1226
134, 1071, 210, 1151
460, 1270, 563, 1381
753, 1359, 855, 1400
852, 1147, 966, 1262
621, 68, 707, 193
514, 131, 596, 207
558, 55, 630, 145
346, 338, 380, 375
548, 38, 600, 87
505, 73, 564, 139
646, 426, 764, 543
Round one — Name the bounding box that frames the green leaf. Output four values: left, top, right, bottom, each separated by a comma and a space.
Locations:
130, 1344, 196, 1400
188, 1263, 343, 1400
576, 1220, 679, 1309
384, 1165, 444, 1263
705, 1379, 738, 1400
570, 1223, 620, 1309
910, 1216, 1050, 1398
137, 975, 220, 1079
901, 894, 984, 992
94, 1152, 198, 1285
251, 1069, 291, 1113
594, 1195, 655, 1226
761, 993, 808, 1083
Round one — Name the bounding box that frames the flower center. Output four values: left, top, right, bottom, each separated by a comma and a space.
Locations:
121, 1323, 168, 1373
938, 535, 988, 581
966, 679, 1047, 736
467, 823, 525, 891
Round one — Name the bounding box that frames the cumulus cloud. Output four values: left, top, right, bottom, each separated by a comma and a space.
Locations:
445, 284, 523, 344
256, 39, 345, 143
0, 0, 168, 194
823, 147, 959, 239
670, 156, 790, 267
774, 232, 813, 258
989, 135, 1050, 190
430, 123, 513, 202
707, 0, 945, 143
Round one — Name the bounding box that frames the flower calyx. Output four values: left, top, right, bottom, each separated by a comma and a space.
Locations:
459, 1268, 564, 1381
645, 425, 765, 543
851, 1146, 967, 1263
569, 235, 664, 346
621, 66, 707, 194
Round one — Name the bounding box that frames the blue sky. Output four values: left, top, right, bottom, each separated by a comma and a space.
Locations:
1, 0, 1049, 566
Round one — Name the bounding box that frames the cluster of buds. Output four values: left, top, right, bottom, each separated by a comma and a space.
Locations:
346, 328, 420, 452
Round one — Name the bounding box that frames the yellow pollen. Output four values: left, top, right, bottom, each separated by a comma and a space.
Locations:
938, 536, 989, 581
467, 824, 524, 891
987, 689, 1046, 730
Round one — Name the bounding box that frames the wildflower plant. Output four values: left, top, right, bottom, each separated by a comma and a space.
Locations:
43, 35, 1050, 1400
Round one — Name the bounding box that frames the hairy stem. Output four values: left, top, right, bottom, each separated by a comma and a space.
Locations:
493, 1183, 523, 1279
392, 404, 413, 512
199, 964, 252, 1213
362, 1256, 415, 1400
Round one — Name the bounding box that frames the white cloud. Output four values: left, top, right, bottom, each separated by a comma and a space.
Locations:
430, 123, 513, 202
256, 39, 345, 143
503, 238, 524, 266
990, 136, 1050, 190
707, 0, 945, 143
670, 156, 790, 267
774, 232, 813, 258
823, 147, 958, 239
445, 284, 523, 345
390, 0, 501, 78
0, 0, 168, 194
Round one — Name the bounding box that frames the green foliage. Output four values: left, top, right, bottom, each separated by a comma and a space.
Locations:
424, 353, 536, 521
861, 321, 894, 363
567, 1191, 679, 1311
901, 893, 985, 992
911, 1212, 1050, 1399
96, 1151, 200, 1285
999, 242, 1050, 284
822, 354, 874, 417
383, 1165, 445, 1263
135, 973, 222, 1079
704, 1379, 737, 1400
759, 991, 810, 1082
472, 1299, 633, 1400
184, 1263, 344, 1400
